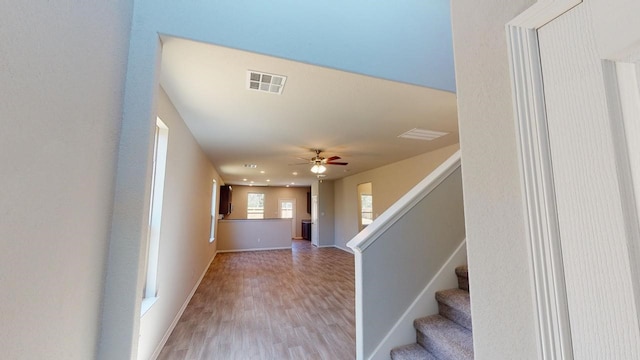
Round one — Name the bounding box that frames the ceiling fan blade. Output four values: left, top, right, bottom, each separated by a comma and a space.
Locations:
326, 155, 341, 161
327, 161, 348, 165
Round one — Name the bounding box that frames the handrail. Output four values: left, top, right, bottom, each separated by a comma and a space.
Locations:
347, 150, 464, 360
347, 150, 462, 253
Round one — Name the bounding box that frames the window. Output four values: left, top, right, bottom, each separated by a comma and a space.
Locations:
247, 193, 265, 219
361, 194, 373, 227
357, 182, 373, 231
142, 117, 168, 315
209, 179, 217, 243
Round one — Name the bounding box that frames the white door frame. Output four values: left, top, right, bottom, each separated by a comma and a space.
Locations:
508, 1, 640, 358
506, 1, 582, 358
311, 194, 319, 246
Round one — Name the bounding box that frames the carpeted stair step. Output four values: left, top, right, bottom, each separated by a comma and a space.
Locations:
390, 343, 438, 360
436, 288, 472, 331
455, 265, 469, 292
415, 314, 473, 360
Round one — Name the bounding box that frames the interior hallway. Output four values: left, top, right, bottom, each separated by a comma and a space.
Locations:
157, 240, 356, 359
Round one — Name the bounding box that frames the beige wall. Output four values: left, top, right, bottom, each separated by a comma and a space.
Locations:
450, 0, 539, 358
317, 180, 336, 247
217, 219, 292, 251
0, 1, 133, 359
334, 144, 460, 250
225, 185, 311, 238
137, 88, 222, 359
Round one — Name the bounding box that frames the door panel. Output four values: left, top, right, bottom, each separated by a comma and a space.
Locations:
537, 1, 640, 357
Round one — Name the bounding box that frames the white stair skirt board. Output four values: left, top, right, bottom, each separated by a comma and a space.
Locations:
368, 240, 467, 360
333, 244, 355, 254
149, 253, 217, 360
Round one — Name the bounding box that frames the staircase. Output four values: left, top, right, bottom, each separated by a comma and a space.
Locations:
390, 266, 473, 360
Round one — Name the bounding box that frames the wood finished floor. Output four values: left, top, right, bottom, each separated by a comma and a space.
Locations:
157, 240, 356, 360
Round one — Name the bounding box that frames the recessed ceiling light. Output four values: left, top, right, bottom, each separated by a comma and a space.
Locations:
243, 178, 247, 181
266, 179, 270, 182
398, 128, 448, 141
286, 185, 290, 188
292, 172, 298, 176
247, 71, 287, 95
250, 181, 254, 184
260, 170, 265, 174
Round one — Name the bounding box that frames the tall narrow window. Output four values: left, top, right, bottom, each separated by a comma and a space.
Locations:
209, 179, 217, 243
360, 194, 373, 226
357, 182, 373, 231
247, 193, 265, 219
142, 117, 168, 315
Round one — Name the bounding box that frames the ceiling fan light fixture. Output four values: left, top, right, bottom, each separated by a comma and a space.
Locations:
310, 164, 326, 174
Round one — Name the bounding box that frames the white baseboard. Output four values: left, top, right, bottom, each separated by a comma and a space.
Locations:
316, 244, 334, 248
332, 244, 355, 254
368, 239, 467, 360
216, 246, 291, 253
150, 252, 217, 360
311, 243, 354, 254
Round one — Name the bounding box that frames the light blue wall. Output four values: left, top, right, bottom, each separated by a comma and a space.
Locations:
141, 0, 455, 92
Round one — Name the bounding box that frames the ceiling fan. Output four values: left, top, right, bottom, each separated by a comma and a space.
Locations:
300, 149, 348, 174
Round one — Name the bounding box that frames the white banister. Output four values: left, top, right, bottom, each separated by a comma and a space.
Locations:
347, 150, 461, 253
347, 150, 465, 360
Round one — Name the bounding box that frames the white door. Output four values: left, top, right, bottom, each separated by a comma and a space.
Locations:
278, 198, 295, 239
523, 1, 640, 357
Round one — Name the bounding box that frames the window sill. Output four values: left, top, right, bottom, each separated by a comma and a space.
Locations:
141, 296, 158, 317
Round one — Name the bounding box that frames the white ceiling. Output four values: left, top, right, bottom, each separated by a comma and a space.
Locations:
160, 36, 459, 187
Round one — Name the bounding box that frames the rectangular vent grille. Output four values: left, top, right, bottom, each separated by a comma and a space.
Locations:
398, 128, 448, 141
247, 71, 287, 95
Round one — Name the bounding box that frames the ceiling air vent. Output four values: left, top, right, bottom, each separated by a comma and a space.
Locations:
247, 71, 287, 95
398, 128, 448, 141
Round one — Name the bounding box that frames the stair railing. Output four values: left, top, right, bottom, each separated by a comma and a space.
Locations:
347, 150, 465, 360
